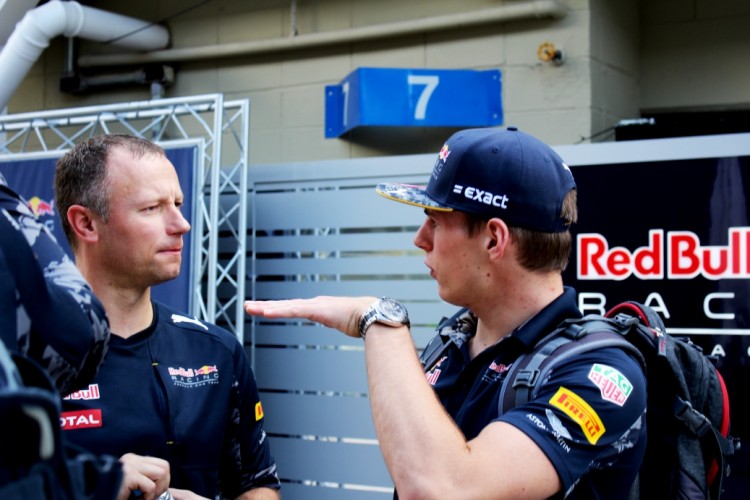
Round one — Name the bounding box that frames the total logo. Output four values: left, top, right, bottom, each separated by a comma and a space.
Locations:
60, 409, 102, 430
578, 228, 750, 280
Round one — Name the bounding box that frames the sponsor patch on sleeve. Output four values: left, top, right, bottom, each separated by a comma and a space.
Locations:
255, 401, 264, 421
549, 387, 605, 444
588, 363, 633, 406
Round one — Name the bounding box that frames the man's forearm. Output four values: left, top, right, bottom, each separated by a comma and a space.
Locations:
364, 324, 468, 498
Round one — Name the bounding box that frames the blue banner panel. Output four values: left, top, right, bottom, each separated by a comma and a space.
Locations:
563, 154, 750, 495
325, 67, 502, 138
0, 146, 197, 315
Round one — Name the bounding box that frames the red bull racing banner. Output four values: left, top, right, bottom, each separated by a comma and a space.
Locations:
558, 132, 750, 493
0, 145, 199, 314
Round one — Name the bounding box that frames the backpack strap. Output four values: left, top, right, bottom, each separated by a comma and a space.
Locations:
421, 308, 477, 373
498, 317, 644, 415
421, 335, 454, 373
675, 390, 739, 500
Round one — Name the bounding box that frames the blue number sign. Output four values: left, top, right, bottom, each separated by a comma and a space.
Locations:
325, 67, 503, 138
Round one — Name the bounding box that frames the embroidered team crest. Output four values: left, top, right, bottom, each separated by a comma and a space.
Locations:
168, 364, 220, 388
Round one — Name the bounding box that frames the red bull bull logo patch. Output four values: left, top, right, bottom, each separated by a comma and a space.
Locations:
195, 365, 218, 376
255, 401, 264, 421
27, 196, 55, 217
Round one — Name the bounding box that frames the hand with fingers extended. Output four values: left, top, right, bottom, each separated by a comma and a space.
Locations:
244, 295, 377, 338
117, 453, 171, 500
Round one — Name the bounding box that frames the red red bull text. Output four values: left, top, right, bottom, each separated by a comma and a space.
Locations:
63, 384, 100, 400
578, 228, 750, 280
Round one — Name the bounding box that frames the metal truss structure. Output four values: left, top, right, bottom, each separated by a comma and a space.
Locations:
0, 93, 250, 341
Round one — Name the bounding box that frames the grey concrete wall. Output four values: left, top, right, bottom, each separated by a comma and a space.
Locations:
640, 0, 750, 112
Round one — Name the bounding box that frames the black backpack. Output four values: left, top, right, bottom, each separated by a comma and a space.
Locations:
499, 301, 739, 499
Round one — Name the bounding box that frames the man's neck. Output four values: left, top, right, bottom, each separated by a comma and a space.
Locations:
101, 289, 154, 339
75, 254, 155, 338
88, 277, 154, 338
470, 272, 564, 359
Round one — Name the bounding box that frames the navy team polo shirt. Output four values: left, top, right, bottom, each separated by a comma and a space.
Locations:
419, 287, 647, 499
61, 301, 280, 498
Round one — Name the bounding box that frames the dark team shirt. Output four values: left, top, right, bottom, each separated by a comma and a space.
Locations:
61, 301, 280, 499
0, 177, 110, 395
420, 287, 647, 499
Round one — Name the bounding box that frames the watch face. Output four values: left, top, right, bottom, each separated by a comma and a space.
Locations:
359, 297, 410, 337
378, 298, 408, 322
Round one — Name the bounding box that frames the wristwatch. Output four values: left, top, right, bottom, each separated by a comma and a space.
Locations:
358, 297, 410, 339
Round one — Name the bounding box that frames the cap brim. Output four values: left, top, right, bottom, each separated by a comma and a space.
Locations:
375, 183, 453, 211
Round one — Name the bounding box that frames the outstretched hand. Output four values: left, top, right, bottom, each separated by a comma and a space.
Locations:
244, 296, 377, 338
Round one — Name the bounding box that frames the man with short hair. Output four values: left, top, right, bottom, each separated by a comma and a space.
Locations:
245, 127, 647, 499
55, 134, 280, 500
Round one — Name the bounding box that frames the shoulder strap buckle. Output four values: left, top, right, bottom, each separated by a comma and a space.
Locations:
512, 369, 539, 389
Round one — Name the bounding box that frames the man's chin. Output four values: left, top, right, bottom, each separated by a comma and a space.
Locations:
152, 270, 181, 285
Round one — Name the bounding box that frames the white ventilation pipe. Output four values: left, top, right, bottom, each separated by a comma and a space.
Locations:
78, 0, 567, 68
0, 0, 169, 111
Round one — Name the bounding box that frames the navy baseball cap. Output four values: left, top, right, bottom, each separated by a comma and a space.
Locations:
376, 127, 576, 232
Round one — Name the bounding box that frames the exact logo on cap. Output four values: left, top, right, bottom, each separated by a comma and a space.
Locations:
452, 183, 509, 210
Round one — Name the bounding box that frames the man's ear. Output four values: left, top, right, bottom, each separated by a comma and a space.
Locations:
485, 218, 509, 258
66, 204, 99, 243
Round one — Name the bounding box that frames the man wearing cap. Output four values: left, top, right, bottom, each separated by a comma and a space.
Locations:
244, 127, 647, 499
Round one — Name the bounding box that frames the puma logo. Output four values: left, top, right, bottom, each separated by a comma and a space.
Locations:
171, 314, 208, 330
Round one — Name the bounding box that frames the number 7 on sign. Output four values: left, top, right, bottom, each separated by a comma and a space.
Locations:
407, 75, 439, 120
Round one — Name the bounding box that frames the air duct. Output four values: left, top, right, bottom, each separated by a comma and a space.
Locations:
0, 0, 169, 111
